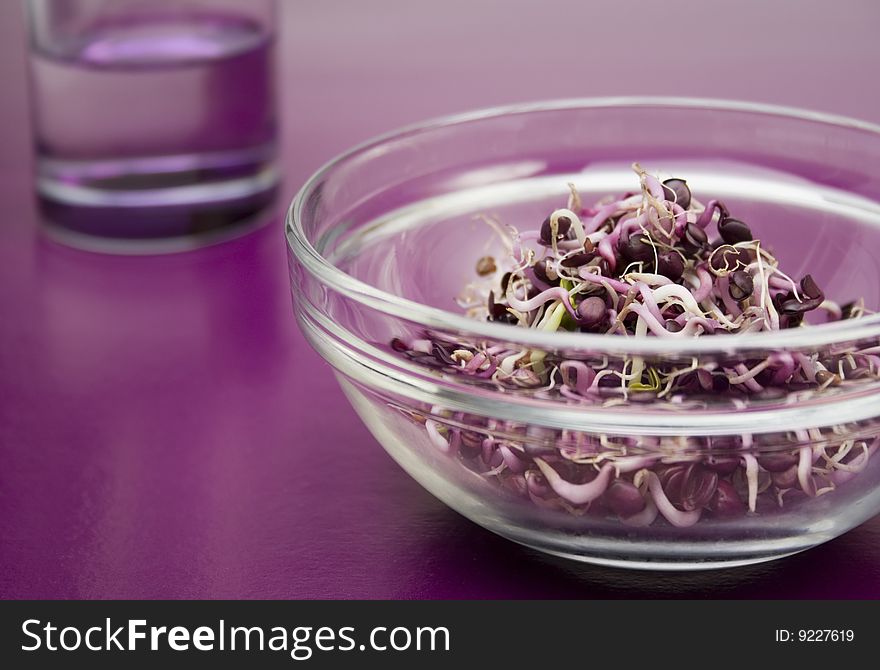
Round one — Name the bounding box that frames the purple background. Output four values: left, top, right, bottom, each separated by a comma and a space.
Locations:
3, 0, 880, 599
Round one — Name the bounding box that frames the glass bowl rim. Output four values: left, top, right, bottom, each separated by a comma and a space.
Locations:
287, 96, 880, 356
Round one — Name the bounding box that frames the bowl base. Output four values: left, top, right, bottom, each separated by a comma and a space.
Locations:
333, 375, 872, 573
512, 540, 804, 571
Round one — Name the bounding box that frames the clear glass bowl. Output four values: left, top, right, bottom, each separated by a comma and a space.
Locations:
286, 98, 880, 569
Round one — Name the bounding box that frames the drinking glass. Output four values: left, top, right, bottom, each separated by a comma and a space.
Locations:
27, 0, 278, 250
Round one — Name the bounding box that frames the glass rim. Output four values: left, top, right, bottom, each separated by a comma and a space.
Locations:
287, 96, 880, 356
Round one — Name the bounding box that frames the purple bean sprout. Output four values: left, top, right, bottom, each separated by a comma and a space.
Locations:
391, 165, 879, 528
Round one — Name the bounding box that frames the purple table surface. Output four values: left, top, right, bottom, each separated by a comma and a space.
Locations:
3, 0, 880, 599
